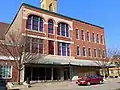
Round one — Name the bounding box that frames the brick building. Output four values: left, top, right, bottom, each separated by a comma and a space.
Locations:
0, 22, 18, 82
0, 0, 106, 82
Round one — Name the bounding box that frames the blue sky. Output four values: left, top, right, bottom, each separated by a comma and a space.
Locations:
0, 0, 120, 48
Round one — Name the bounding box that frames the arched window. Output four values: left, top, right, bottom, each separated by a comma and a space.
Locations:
57, 22, 69, 37
26, 15, 32, 29
49, 3, 53, 12
48, 19, 54, 34
26, 15, 44, 32
39, 17, 44, 32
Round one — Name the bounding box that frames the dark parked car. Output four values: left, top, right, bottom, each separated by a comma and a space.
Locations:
76, 75, 103, 86
0, 79, 7, 90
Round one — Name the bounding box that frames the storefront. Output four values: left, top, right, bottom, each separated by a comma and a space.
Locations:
23, 56, 100, 82
25, 65, 70, 81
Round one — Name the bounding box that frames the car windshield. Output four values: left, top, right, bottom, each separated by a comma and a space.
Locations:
87, 76, 93, 78
87, 75, 101, 78
81, 76, 87, 79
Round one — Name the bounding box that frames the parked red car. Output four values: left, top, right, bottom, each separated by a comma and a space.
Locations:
76, 75, 103, 86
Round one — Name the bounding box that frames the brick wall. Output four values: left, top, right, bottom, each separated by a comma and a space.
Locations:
21, 6, 106, 60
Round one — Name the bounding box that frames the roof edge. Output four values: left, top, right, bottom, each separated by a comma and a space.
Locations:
22, 3, 104, 29
5, 3, 24, 35
7, 2, 104, 34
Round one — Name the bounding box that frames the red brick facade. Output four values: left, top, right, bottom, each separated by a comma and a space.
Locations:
21, 4, 106, 60
1, 3, 106, 82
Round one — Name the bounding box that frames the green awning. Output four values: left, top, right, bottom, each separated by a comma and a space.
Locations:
29, 55, 99, 66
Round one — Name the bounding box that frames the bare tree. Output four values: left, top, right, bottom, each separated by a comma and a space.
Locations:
111, 48, 120, 76
0, 30, 42, 84
94, 58, 109, 79
94, 48, 116, 79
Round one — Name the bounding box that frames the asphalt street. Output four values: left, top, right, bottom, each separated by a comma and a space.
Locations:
21, 78, 120, 90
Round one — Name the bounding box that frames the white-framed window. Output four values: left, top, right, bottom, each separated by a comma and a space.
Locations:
81, 30, 85, 40
94, 49, 97, 57
82, 47, 86, 56
58, 42, 70, 56
88, 48, 91, 56
26, 15, 44, 32
96, 34, 100, 43
48, 19, 54, 34
26, 37, 44, 54
98, 49, 101, 57
102, 49, 105, 58
100, 35, 104, 44
77, 46, 80, 56
0, 65, 12, 79
92, 33, 95, 43
76, 29, 79, 39
57, 23, 69, 37
87, 32, 90, 41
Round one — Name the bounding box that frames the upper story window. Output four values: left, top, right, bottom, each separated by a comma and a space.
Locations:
94, 49, 97, 57
77, 46, 80, 56
25, 37, 43, 54
48, 40, 54, 55
100, 35, 104, 44
87, 32, 90, 41
0, 65, 12, 79
82, 47, 86, 56
88, 48, 91, 56
98, 49, 101, 57
96, 34, 99, 43
102, 50, 105, 58
76, 29, 79, 39
81, 30, 84, 40
57, 23, 69, 37
26, 15, 44, 32
58, 42, 70, 56
92, 33, 95, 42
48, 19, 54, 34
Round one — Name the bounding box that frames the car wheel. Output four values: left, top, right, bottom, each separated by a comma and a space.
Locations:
78, 84, 81, 86
87, 82, 91, 86
99, 80, 103, 84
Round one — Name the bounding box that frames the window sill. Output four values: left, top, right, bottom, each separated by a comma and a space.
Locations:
26, 29, 46, 34
92, 42, 96, 44
82, 56, 87, 57
48, 54, 55, 55
87, 40, 91, 42
57, 35, 70, 39
88, 56, 92, 57
81, 40, 85, 41
48, 33, 55, 35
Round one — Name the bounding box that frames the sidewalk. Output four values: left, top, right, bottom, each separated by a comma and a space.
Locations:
20, 78, 120, 90
20, 81, 77, 90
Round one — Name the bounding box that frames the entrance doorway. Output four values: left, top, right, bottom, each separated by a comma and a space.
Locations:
64, 67, 70, 80
53, 67, 60, 80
